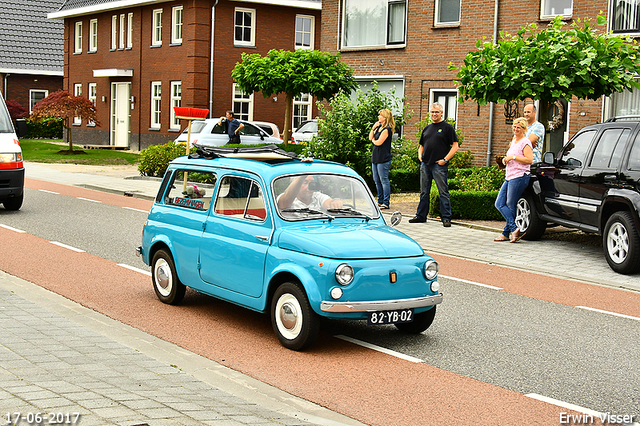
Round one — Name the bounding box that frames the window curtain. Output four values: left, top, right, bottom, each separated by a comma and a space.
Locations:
610, 86, 640, 116
437, 0, 460, 23
344, 0, 385, 47
387, 2, 406, 43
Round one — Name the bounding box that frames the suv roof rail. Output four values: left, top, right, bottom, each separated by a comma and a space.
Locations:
605, 115, 640, 122
190, 144, 298, 162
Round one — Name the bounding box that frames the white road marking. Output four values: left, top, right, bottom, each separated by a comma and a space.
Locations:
0, 224, 26, 233
525, 393, 603, 418
49, 241, 85, 253
576, 306, 640, 322
77, 197, 101, 203
118, 263, 151, 276
335, 335, 424, 363
440, 274, 503, 290
122, 206, 149, 213
38, 189, 59, 194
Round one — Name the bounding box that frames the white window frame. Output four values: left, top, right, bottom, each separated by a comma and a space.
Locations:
540, 0, 573, 19
74, 21, 83, 54
172, 5, 183, 44
341, 0, 407, 49
89, 19, 97, 52
111, 15, 117, 50
234, 7, 256, 47
152, 9, 163, 46
151, 81, 162, 129
295, 15, 314, 50
434, 0, 461, 27
29, 90, 48, 113
429, 89, 459, 122
73, 84, 82, 125
170, 81, 182, 130
233, 83, 254, 121
292, 94, 312, 129
609, 0, 640, 33
119, 14, 125, 49
127, 13, 133, 48
88, 83, 97, 126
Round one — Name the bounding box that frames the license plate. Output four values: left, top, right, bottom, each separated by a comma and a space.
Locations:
367, 309, 414, 325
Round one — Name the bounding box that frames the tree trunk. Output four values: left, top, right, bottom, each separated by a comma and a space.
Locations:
282, 93, 293, 146
65, 118, 74, 153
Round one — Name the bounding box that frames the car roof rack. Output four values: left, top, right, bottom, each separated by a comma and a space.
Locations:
605, 115, 640, 122
189, 144, 298, 162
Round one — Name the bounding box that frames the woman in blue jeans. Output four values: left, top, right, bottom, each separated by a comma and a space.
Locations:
369, 109, 395, 209
494, 117, 534, 243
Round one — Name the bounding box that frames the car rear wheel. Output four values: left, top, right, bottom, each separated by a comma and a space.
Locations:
2, 193, 23, 211
271, 282, 319, 351
515, 194, 546, 240
395, 306, 436, 334
152, 249, 186, 305
603, 212, 640, 274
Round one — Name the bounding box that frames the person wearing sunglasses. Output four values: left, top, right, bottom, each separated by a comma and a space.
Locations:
494, 117, 534, 243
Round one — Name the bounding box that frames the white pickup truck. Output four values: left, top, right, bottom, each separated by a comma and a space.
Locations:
0, 92, 24, 210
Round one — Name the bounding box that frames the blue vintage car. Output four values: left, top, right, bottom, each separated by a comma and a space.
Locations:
137, 146, 442, 350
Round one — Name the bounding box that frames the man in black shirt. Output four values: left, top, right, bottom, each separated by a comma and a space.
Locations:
409, 103, 459, 227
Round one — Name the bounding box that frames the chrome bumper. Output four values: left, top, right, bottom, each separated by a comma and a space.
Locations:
320, 293, 443, 313
135, 246, 142, 257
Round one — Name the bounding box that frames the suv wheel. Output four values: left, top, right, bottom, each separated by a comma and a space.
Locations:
603, 212, 640, 274
515, 194, 546, 240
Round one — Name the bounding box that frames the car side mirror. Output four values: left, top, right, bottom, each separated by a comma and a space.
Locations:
389, 211, 402, 227
542, 151, 556, 165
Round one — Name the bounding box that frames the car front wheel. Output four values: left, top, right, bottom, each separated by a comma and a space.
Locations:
603, 212, 640, 274
515, 194, 546, 240
271, 282, 319, 351
151, 249, 186, 305
395, 306, 436, 334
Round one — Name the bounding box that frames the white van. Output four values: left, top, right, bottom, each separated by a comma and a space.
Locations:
0, 92, 24, 210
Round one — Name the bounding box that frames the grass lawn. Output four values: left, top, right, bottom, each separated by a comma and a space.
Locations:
20, 139, 140, 165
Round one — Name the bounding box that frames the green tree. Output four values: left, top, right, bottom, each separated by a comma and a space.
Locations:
30, 90, 100, 153
304, 84, 410, 185
451, 15, 640, 127
231, 49, 357, 144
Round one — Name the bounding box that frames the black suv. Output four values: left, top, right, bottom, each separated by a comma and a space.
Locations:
515, 117, 640, 275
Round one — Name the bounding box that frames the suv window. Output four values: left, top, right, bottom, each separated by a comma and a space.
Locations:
214, 175, 267, 221
165, 170, 217, 211
627, 133, 640, 171
559, 130, 596, 168
241, 123, 262, 136
589, 128, 629, 169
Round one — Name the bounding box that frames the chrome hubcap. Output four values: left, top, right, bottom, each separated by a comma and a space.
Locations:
515, 199, 530, 231
275, 293, 303, 340
607, 223, 629, 264
154, 259, 172, 296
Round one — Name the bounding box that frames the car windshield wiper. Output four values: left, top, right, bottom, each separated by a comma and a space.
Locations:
327, 208, 372, 221
281, 208, 334, 221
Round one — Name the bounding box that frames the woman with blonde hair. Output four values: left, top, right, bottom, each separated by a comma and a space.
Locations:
494, 116, 534, 242
369, 109, 395, 209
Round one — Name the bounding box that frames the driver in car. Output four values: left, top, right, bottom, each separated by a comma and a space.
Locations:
277, 175, 343, 211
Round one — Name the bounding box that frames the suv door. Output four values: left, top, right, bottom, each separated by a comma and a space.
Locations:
579, 126, 633, 227
540, 130, 596, 223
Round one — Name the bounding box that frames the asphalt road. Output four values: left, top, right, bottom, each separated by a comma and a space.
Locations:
2, 184, 639, 425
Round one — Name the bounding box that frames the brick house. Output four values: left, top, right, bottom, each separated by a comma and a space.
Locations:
48, 0, 321, 150
320, 0, 637, 166
0, 0, 63, 115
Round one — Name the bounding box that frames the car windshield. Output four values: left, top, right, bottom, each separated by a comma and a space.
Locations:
296, 121, 317, 133
273, 174, 378, 221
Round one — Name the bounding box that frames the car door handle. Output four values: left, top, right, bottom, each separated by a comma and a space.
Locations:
604, 174, 617, 184
255, 235, 269, 242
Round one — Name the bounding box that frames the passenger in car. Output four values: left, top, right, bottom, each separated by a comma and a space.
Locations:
277, 175, 343, 211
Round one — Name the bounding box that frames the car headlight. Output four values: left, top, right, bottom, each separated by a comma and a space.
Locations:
335, 264, 354, 285
423, 260, 438, 280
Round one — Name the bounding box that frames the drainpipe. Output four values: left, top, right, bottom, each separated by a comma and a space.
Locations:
209, 0, 219, 118
486, 0, 500, 166
2, 73, 8, 98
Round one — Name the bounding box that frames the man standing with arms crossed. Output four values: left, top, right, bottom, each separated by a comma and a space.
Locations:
409, 102, 459, 227
523, 104, 545, 163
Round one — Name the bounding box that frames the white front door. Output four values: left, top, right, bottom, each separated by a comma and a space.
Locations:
111, 82, 131, 147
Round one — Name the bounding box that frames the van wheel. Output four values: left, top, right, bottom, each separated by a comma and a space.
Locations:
151, 249, 186, 305
271, 282, 319, 351
395, 307, 436, 334
603, 212, 640, 274
515, 194, 546, 240
3, 193, 23, 211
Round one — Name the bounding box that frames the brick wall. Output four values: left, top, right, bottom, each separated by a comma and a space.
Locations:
1, 74, 62, 114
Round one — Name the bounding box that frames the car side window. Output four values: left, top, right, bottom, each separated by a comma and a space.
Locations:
241, 123, 261, 136
165, 170, 217, 211
559, 130, 596, 168
211, 122, 226, 134
589, 128, 629, 169
628, 133, 640, 171
214, 175, 267, 221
